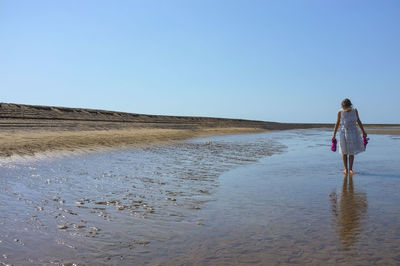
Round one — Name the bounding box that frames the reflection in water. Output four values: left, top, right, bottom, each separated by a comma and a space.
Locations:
330, 174, 368, 247
2, 131, 400, 264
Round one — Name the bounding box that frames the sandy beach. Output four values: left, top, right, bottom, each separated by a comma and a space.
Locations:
0, 103, 329, 158
1, 104, 400, 265
2, 103, 399, 158
363, 126, 400, 135
3, 1, 399, 264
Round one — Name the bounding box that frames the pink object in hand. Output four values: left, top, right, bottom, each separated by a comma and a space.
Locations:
363, 136, 369, 148
331, 139, 337, 152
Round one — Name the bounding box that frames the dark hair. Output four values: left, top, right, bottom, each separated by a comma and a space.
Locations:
341, 98, 352, 109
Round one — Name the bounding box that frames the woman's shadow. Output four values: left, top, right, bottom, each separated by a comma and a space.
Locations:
329, 173, 368, 248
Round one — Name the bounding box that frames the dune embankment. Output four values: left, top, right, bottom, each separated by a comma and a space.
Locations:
0, 103, 398, 157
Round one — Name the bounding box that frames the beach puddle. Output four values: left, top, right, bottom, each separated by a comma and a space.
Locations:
1, 130, 400, 265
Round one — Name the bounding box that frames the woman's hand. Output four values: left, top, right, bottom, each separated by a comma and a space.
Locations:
363, 132, 367, 138
332, 135, 336, 141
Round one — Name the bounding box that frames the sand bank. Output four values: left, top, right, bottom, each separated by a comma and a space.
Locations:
0, 127, 266, 157
1, 102, 398, 157
0, 102, 328, 157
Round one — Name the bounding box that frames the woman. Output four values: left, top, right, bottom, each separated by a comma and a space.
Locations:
332, 98, 367, 174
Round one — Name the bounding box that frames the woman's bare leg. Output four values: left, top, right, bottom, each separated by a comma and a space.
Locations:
342, 154, 348, 174
349, 155, 355, 174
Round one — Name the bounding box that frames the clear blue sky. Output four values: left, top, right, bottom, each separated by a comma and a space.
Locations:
1, 0, 399, 123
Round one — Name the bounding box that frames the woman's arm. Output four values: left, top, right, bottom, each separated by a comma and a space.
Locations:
332, 111, 341, 140
355, 109, 367, 137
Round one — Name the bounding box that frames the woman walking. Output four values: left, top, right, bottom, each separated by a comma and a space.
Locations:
332, 99, 367, 174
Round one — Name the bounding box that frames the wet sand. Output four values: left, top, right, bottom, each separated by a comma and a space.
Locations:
0, 131, 285, 265
162, 131, 400, 265
1, 130, 400, 265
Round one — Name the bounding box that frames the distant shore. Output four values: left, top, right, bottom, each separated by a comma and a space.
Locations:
1, 102, 399, 157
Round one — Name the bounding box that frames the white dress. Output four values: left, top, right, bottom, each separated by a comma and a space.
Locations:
338, 108, 365, 155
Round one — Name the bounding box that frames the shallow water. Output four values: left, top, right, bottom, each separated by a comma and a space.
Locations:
1, 130, 400, 265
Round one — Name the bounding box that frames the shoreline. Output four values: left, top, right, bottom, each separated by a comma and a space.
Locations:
0, 127, 268, 158
363, 127, 400, 136
1, 102, 399, 158
1, 126, 399, 159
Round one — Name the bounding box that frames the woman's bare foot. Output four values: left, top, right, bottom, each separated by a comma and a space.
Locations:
343, 169, 348, 174
349, 170, 356, 175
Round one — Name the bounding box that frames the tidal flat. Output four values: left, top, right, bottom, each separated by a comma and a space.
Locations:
1, 130, 400, 265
